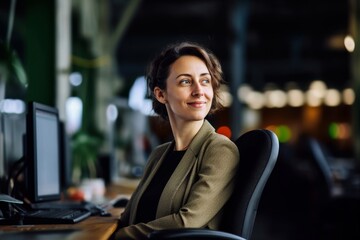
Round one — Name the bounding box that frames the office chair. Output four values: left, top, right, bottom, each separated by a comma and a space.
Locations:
148, 129, 279, 240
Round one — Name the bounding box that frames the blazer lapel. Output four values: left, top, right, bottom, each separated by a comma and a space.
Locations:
156, 147, 198, 216
156, 120, 215, 217
129, 142, 173, 223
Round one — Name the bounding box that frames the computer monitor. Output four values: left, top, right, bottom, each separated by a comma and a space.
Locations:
25, 102, 61, 203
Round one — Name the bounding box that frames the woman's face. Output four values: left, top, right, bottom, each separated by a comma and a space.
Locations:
155, 55, 214, 123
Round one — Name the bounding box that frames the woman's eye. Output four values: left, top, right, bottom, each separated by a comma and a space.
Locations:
201, 79, 210, 84
180, 79, 191, 85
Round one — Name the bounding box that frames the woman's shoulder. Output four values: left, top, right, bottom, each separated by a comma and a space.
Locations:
208, 131, 237, 148
193, 131, 239, 163
199, 120, 237, 146
191, 121, 238, 155
196, 132, 239, 170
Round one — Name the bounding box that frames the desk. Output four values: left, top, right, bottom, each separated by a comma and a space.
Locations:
0, 182, 137, 240
0, 207, 123, 240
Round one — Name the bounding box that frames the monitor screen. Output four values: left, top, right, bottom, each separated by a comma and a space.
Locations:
26, 102, 61, 202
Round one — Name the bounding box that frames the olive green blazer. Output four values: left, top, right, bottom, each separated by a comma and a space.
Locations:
114, 120, 239, 239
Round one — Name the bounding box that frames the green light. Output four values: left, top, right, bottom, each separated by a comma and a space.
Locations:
328, 123, 338, 139
276, 125, 291, 143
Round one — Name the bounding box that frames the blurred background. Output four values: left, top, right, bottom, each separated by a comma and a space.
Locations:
0, 0, 359, 239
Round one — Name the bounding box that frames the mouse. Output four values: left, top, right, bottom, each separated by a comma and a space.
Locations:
113, 198, 129, 208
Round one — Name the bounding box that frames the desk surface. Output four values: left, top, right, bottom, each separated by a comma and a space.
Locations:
0, 183, 136, 240
0, 207, 123, 240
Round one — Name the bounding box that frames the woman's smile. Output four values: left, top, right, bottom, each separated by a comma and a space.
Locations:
188, 101, 207, 108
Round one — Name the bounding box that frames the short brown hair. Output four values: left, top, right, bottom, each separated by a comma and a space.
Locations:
147, 41, 225, 120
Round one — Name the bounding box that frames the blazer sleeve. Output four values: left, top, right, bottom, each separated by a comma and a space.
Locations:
113, 137, 239, 240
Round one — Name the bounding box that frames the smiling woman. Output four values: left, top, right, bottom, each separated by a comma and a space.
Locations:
111, 42, 239, 240
154, 55, 214, 143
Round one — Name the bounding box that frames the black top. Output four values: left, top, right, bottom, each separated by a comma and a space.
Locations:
135, 149, 186, 224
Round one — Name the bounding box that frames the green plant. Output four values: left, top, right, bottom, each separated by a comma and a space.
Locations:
71, 131, 102, 184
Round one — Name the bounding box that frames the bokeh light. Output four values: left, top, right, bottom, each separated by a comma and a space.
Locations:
217, 125, 232, 139
343, 88, 355, 105
344, 35, 355, 52
324, 89, 341, 107
266, 124, 292, 143
328, 122, 351, 139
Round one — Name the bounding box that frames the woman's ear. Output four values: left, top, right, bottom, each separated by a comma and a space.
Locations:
154, 87, 167, 104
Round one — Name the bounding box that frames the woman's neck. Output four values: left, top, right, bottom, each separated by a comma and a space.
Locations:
170, 119, 204, 151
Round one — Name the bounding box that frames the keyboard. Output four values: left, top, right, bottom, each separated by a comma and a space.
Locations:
22, 208, 91, 224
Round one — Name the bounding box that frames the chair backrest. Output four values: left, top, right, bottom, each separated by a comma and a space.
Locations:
219, 129, 279, 239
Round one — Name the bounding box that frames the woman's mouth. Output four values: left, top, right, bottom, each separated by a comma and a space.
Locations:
188, 101, 206, 108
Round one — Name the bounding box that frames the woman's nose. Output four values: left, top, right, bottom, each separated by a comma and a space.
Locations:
192, 82, 204, 97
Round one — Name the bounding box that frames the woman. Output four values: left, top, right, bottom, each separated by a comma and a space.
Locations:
112, 41, 239, 239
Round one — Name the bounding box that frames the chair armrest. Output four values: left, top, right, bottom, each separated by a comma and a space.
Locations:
148, 228, 246, 240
